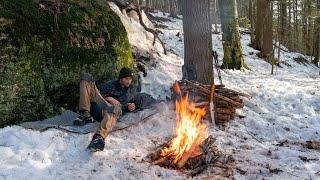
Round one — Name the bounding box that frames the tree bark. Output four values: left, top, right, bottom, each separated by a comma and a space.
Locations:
130, 0, 140, 6
146, 0, 150, 9
293, 0, 298, 51
169, 0, 178, 18
288, 0, 292, 50
306, 0, 313, 56
255, 0, 273, 58
213, 0, 219, 33
182, 0, 214, 84
279, 0, 288, 47
249, 0, 255, 45
313, 0, 320, 65
219, 0, 247, 69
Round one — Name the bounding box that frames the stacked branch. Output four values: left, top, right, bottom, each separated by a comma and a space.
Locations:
172, 80, 249, 124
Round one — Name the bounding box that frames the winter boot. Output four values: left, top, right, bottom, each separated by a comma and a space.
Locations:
87, 134, 105, 152
74, 110, 95, 126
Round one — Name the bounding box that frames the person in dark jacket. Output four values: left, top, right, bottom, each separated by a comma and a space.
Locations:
77, 67, 138, 152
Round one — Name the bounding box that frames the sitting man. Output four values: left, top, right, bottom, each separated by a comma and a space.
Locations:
78, 67, 141, 152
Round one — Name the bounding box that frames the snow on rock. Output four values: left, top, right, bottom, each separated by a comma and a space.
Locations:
109, 2, 183, 100
108, 2, 161, 55
0, 5, 320, 180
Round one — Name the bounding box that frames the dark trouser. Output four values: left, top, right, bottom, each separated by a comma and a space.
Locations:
79, 73, 122, 139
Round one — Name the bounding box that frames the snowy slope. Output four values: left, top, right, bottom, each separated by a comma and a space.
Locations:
150, 11, 320, 179
0, 3, 319, 180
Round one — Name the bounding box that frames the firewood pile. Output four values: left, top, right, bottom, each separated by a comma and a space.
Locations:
146, 136, 234, 177
172, 79, 250, 124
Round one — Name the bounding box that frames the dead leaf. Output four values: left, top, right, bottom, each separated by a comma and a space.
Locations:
306, 140, 320, 150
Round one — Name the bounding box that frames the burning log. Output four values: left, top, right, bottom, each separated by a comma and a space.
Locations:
147, 135, 226, 177
176, 134, 205, 168
152, 154, 170, 165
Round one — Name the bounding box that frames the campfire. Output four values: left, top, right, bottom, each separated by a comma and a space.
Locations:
146, 80, 243, 176
147, 83, 222, 176
158, 92, 208, 167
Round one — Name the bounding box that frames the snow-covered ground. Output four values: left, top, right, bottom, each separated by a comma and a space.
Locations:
0, 3, 319, 179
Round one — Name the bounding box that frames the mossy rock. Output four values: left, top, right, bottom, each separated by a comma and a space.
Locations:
0, 0, 134, 127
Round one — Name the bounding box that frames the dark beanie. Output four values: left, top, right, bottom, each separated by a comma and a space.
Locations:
118, 67, 133, 79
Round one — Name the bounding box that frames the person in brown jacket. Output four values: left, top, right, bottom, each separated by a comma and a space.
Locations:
78, 67, 137, 152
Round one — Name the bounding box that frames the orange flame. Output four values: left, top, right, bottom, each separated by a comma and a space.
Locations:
161, 92, 208, 163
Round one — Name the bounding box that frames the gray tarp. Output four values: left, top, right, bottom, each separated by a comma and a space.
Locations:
20, 108, 158, 134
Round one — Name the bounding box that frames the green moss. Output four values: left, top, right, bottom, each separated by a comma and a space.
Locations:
220, 0, 248, 70
0, 0, 134, 127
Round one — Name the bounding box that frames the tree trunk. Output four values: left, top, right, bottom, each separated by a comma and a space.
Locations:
313, 0, 320, 65
293, 0, 298, 51
165, 0, 170, 13
255, 0, 273, 58
182, 0, 214, 84
213, 0, 219, 33
219, 0, 247, 69
279, 0, 287, 47
255, 0, 262, 50
249, 0, 255, 45
146, 0, 150, 8
288, 0, 292, 50
177, 0, 183, 14
277, 1, 281, 65
306, 0, 313, 56
169, 0, 178, 18
131, 0, 140, 5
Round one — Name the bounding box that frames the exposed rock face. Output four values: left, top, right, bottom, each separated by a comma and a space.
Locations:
0, 0, 134, 126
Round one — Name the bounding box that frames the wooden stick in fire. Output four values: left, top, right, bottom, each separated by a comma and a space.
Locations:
209, 83, 216, 124
173, 80, 182, 101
